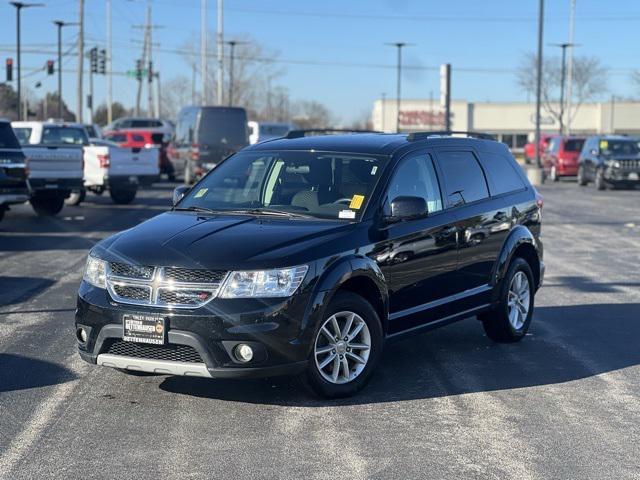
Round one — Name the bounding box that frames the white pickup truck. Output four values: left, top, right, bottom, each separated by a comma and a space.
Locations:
76, 138, 159, 205
12, 121, 85, 216
12, 122, 159, 209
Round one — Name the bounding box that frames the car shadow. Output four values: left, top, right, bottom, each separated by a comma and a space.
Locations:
159, 303, 640, 406
0, 354, 78, 393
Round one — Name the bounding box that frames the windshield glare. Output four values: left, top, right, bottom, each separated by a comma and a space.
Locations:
178, 151, 386, 220
600, 140, 640, 156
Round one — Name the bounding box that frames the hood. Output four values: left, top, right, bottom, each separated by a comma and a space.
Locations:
94, 211, 356, 270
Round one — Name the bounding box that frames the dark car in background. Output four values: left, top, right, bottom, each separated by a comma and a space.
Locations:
171, 106, 249, 184
75, 131, 544, 398
543, 135, 585, 181
578, 135, 640, 190
0, 120, 29, 223
104, 129, 174, 180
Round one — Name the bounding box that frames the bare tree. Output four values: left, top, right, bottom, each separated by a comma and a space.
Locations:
346, 110, 373, 130
516, 53, 607, 129
291, 100, 335, 130
159, 75, 194, 119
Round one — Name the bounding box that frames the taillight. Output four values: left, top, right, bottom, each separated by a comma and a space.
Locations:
190, 143, 200, 161
98, 154, 110, 168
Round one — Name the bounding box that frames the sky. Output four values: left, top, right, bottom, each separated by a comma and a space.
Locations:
0, 0, 639, 123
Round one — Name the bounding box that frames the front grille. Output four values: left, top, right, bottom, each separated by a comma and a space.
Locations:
158, 289, 214, 306
103, 339, 204, 363
109, 262, 154, 280
112, 284, 151, 301
618, 159, 640, 170
164, 267, 226, 284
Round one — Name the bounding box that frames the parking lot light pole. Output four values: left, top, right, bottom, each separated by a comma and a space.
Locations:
53, 20, 79, 119
534, 0, 544, 169
549, 42, 578, 135
386, 42, 413, 133
11, 2, 45, 120
225, 40, 247, 107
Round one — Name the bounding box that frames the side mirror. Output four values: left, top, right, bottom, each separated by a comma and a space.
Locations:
172, 186, 190, 206
384, 196, 428, 223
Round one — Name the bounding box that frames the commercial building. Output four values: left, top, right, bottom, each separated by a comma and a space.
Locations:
372, 98, 640, 152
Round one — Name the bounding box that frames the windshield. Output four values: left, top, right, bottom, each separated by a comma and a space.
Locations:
41, 126, 88, 146
177, 151, 387, 220
0, 124, 21, 149
600, 139, 640, 156
12, 127, 32, 145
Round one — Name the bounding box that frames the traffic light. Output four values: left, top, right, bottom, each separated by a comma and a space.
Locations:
46, 60, 54, 75
89, 47, 98, 74
135, 59, 143, 80
98, 49, 106, 75
5, 58, 12, 82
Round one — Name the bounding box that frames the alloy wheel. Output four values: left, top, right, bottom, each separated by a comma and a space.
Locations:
314, 311, 371, 385
507, 271, 530, 330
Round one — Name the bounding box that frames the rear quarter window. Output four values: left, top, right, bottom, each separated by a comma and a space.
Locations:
477, 152, 526, 196
0, 123, 21, 148
437, 150, 489, 206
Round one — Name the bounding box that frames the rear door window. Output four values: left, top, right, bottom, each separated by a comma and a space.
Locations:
563, 139, 585, 152
477, 152, 526, 196
436, 150, 489, 206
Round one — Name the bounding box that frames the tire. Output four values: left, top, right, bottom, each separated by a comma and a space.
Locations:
577, 165, 588, 186
304, 291, 383, 398
30, 194, 65, 216
65, 189, 86, 206
595, 168, 606, 191
479, 257, 535, 343
109, 188, 137, 205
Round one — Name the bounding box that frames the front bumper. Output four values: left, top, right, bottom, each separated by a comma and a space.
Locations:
604, 168, 640, 185
75, 282, 313, 379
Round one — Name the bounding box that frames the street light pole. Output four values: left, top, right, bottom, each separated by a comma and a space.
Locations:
534, 0, 544, 169
53, 20, 78, 119
385, 42, 413, 133
550, 42, 577, 135
225, 40, 247, 107
11, 2, 45, 120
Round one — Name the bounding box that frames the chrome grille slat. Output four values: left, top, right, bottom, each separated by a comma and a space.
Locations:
106, 263, 227, 309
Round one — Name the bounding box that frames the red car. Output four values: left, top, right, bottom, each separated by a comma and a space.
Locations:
524, 134, 552, 164
542, 135, 586, 181
103, 129, 175, 180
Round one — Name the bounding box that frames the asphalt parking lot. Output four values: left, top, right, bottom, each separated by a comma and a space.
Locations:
1, 180, 639, 479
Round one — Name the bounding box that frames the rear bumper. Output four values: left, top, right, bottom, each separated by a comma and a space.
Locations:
28, 177, 83, 192
0, 191, 29, 207
108, 174, 159, 188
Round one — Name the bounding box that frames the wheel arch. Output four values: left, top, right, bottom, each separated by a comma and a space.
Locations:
491, 225, 542, 295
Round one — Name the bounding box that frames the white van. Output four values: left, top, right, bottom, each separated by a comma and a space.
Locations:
247, 121, 295, 145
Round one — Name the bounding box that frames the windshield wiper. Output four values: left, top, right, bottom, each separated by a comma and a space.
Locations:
224, 208, 313, 219
173, 205, 219, 214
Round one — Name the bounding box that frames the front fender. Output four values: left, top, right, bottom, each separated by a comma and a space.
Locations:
299, 255, 389, 352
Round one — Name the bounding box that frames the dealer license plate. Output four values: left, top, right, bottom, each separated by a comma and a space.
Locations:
123, 313, 165, 344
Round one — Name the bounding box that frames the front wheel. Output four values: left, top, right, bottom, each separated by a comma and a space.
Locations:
304, 292, 383, 398
109, 188, 137, 205
595, 168, 607, 191
577, 165, 588, 186
479, 257, 535, 343
30, 194, 65, 216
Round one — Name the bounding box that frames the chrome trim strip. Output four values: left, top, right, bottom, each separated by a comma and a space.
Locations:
97, 354, 211, 377
389, 284, 492, 321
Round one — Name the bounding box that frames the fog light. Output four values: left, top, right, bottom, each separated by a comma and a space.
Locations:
234, 344, 253, 363
76, 327, 88, 343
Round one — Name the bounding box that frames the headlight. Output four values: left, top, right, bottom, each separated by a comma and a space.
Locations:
83, 255, 107, 288
606, 160, 621, 168
219, 265, 308, 298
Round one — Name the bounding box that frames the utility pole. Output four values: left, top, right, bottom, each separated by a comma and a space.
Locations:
11, 2, 44, 120
53, 20, 77, 119
549, 42, 577, 135
225, 40, 247, 107
534, 0, 544, 169
106, 0, 112, 124
201, 0, 207, 105
154, 72, 161, 118
566, 0, 577, 134
76, 0, 84, 123
216, 0, 224, 105
385, 42, 413, 133
440, 63, 451, 131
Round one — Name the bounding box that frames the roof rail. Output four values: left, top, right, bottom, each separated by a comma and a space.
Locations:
407, 130, 496, 141
285, 128, 381, 139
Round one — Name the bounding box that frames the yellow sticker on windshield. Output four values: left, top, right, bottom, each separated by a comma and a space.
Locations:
194, 188, 208, 198
599, 140, 608, 150
349, 195, 365, 210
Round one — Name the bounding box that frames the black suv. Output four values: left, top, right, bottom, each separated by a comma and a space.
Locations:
76, 131, 544, 398
0, 120, 29, 223
578, 135, 640, 190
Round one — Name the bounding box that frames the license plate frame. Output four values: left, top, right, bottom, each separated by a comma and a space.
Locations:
123, 313, 166, 345
628, 172, 639, 181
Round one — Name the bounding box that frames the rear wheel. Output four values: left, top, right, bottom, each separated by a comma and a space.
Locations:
109, 188, 137, 205
304, 291, 383, 398
595, 168, 607, 191
65, 189, 86, 206
577, 165, 588, 186
479, 257, 535, 343
30, 194, 65, 216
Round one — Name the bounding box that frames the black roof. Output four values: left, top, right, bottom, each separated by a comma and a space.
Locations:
245, 132, 504, 156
